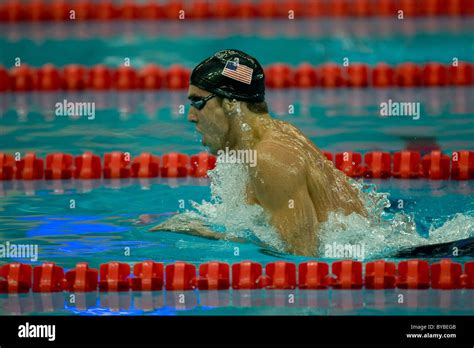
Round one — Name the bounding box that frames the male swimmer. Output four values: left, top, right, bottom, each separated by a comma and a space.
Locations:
151, 49, 367, 256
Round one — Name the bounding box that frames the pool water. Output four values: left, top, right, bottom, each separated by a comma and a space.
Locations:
0, 176, 473, 267
1, 18, 473, 315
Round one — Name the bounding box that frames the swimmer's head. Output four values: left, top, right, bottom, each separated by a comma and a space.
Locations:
188, 49, 268, 154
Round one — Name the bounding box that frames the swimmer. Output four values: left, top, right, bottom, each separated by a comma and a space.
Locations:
151, 49, 367, 256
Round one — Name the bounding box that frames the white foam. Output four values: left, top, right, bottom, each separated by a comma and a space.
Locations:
317, 180, 474, 259
185, 160, 286, 251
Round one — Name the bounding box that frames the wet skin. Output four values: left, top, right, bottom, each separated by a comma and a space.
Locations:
150, 85, 367, 256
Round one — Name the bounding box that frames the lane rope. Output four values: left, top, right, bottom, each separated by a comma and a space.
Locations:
1, 62, 473, 92
1, 259, 473, 292
2, 0, 473, 22
1, 150, 473, 180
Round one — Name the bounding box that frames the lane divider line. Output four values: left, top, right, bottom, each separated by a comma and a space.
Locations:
1, 150, 473, 180
1, 259, 473, 293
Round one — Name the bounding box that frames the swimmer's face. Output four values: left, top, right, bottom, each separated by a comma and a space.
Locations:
187, 85, 230, 155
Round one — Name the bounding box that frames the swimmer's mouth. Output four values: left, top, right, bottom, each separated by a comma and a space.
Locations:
195, 126, 205, 144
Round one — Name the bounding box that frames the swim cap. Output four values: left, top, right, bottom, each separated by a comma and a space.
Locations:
190, 49, 265, 102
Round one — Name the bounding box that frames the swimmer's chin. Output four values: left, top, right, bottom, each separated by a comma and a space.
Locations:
207, 148, 219, 156
202, 143, 219, 156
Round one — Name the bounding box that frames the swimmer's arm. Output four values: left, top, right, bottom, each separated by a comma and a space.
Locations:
149, 214, 247, 243
250, 147, 319, 256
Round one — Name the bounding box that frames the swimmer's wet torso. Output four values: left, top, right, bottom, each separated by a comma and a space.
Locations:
150, 49, 367, 256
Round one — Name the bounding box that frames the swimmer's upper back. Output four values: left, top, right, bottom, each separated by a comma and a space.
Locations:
258, 119, 367, 221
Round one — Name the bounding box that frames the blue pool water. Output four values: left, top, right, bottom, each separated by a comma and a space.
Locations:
1, 18, 473, 315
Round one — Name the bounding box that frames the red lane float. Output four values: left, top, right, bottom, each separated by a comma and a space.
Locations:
265, 64, 294, 88
365, 260, 397, 289
120, 0, 140, 20
63, 64, 87, 90
161, 0, 183, 19
103, 152, 131, 179
10, 65, 35, 91
397, 260, 430, 289
422, 63, 448, 87
328, 260, 363, 289
375, 0, 396, 16
161, 153, 189, 178
197, 262, 230, 290
211, 0, 235, 19
74, 0, 93, 21
114, 66, 138, 90
319, 63, 345, 87
298, 261, 329, 289
131, 261, 164, 291
45, 153, 73, 180
305, 0, 326, 17
50, 0, 68, 21
165, 65, 190, 90
190, 152, 216, 178
322, 151, 333, 162
431, 259, 463, 289
131, 152, 160, 178
99, 262, 130, 292
352, 0, 372, 16
0, 66, 10, 91
65, 262, 98, 292
450, 62, 474, 86
395, 63, 422, 87
140, 1, 163, 20
335, 151, 364, 177
74, 152, 102, 179
138, 64, 165, 90
364, 152, 392, 178
257, 0, 283, 18
32, 262, 65, 292
36, 64, 62, 91
328, 0, 348, 17
0, 263, 32, 293
15, 152, 44, 180
234, 0, 257, 18
451, 150, 474, 180
2, 0, 25, 21
264, 261, 297, 289
421, 150, 450, 180
462, 261, 474, 289
88, 65, 112, 90
399, 0, 421, 17
294, 63, 318, 88
392, 150, 422, 179
165, 262, 196, 291
188, 0, 211, 19
95, 0, 117, 20
0, 153, 15, 180
232, 261, 264, 290
372, 63, 394, 87
346, 63, 369, 87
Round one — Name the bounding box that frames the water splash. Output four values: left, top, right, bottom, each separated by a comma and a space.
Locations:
317, 180, 474, 259
180, 162, 473, 259
181, 160, 285, 251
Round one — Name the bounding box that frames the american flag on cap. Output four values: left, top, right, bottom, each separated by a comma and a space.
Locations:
222, 59, 253, 85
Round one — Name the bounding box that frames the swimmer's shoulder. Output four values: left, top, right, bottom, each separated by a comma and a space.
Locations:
249, 140, 306, 195
251, 139, 306, 185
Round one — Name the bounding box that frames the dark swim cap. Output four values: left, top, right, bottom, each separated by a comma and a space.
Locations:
190, 49, 265, 102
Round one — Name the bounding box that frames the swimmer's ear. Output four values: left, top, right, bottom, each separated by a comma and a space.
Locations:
222, 98, 241, 116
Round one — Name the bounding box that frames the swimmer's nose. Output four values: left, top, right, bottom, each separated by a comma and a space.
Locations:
188, 110, 198, 123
